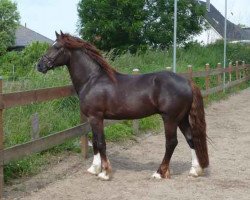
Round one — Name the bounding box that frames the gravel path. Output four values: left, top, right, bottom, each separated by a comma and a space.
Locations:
5, 88, 250, 200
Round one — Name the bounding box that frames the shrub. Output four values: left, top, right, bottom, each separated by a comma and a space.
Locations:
0, 42, 49, 79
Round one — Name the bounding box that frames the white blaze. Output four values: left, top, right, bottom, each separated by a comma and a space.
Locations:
52, 41, 57, 46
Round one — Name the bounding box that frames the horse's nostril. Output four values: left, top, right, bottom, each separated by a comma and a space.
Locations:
37, 63, 41, 69
37, 62, 44, 71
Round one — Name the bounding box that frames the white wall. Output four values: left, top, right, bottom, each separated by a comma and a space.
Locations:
193, 26, 222, 45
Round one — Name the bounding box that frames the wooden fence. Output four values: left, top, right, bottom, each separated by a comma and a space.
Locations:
0, 62, 249, 198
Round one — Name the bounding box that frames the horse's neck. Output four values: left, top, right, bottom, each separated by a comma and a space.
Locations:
67, 50, 101, 94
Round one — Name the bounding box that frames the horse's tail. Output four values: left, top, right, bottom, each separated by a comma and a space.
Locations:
189, 81, 209, 168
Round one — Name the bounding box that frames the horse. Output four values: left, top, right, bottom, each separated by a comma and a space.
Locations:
37, 31, 209, 181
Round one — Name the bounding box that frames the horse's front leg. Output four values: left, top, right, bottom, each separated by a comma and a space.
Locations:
88, 116, 112, 180
87, 126, 101, 175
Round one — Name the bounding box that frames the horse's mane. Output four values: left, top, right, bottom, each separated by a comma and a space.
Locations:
59, 34, 117, 82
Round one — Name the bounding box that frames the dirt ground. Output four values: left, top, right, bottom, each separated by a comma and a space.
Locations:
4, 88, 250, 200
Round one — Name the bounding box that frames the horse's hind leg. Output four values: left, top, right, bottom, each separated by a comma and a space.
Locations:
88, 116, 112, 180
178, 116, 203, 177
152, 115, 178, 179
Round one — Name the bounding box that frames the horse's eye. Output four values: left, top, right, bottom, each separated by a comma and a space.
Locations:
53, 45, 59, 49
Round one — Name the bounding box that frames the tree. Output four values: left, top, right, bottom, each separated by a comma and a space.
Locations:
77, 0, 205, 52
144, 0, 205, 49
77, 0, 147, 53
0, 0, 20, 55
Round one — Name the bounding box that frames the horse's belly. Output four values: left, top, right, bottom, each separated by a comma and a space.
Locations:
104, 101, 157, 120
104, 111, 156, 120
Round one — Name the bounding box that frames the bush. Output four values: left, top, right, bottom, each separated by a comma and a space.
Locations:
0, 42, 49, 79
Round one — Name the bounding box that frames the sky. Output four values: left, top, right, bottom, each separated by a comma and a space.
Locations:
16, 0, 80, 40
15, 0, 250, 40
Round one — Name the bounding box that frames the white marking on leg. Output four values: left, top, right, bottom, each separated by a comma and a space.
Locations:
152, 172, 162, 179
87, 153, 101, 175
189, 149, 203, 177
191, 149, 199, 167
93, 153, 101, 166
88, 140, 93, 147
98, 170, 110, 181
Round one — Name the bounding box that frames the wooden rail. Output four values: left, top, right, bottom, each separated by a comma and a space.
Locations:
0, 62, 249, 198
1, 85, 75, 109
3, 120, 119, 165
179, 64, 247, 78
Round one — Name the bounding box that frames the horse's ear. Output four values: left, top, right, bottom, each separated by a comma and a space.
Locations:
55, 31, 60, 38
60, 30, 64, 36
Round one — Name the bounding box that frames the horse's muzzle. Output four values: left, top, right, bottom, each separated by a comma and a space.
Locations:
37, 61, 48, 74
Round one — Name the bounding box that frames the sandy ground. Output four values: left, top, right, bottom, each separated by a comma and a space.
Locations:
4, 88, 250, 200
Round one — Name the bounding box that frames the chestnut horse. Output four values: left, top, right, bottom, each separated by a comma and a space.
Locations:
37, 31, 209, 180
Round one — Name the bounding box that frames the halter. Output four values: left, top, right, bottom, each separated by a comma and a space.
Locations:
42, 47, 65, 69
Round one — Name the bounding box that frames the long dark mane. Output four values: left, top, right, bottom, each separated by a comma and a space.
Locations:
59, 34, 117, 82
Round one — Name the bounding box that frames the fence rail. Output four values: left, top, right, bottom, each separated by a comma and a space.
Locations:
179, 64, 247, 78
1, 85, 75, 109
3, 120, 118, 165
0, 62, 249, 198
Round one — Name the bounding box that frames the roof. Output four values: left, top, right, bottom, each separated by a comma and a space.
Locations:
13, 25, 53, 48
198, 1, 250, 41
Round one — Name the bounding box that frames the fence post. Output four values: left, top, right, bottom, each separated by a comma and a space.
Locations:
80, 111, 88, 159
166, 67, 172, 71
245, 61, 249, 77
205, 64, 210, 99
217, 63, 222, 85
187, 65, 193, 79
229, 62, 232, 82
31, 113, 40, 140
235, 61, 239, 80
0, 77, 4, 199
132, 69, 139, 135
242, 61, 246, 78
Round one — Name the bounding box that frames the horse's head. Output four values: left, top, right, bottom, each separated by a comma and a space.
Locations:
37, 31, 70, 73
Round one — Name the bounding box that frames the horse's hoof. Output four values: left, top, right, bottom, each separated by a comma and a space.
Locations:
189, 166, 203, 177
151, 172, 162, 179
87, 165, 101, 175
98, 170, 110, 181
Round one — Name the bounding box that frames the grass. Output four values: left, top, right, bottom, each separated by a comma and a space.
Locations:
2, 41, 250, 182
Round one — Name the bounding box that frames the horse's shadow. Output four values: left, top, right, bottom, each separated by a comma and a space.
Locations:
109, 153, 190, 175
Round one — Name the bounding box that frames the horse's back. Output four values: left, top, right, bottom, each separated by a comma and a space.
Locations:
115, 71, 192, 99
114, 71, 193, 118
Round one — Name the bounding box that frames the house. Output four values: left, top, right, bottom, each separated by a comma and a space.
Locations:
243, 27, 250, 35
194, 1, 250, 44
9, 25, 53, 51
